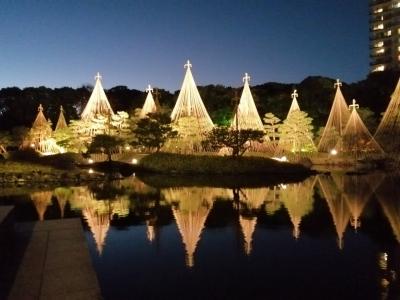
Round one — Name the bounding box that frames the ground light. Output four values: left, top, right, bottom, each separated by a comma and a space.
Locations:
131, 158, 138, 164
330, 149, 338, 156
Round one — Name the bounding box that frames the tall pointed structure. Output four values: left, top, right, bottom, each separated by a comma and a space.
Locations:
237, 188, 269, 254
163, 187, 218, 267
335, 100, 384, 157
318, 79, 351, 152
374, 77, 400, 153
170, 60, 213, 131
55, 106, 68, 131
82, 207, 110, 255
342, 175, 373, 231
140, 85, 158, 118
54, 187, 72, 218
81, 72, 114, 120
30, 191, 53, 221
318, 174, 350, 249
281, 177, 316, 239
376, 175, 400, 243
231, 73, 264, 130
287, 89, 300, 118
22, 104, 63, 154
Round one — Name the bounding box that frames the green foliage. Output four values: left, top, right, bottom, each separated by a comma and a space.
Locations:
133, 112, 177, 152
110, 111, 131, 138
203, 126, 264, 157
279, 110, 315, 153
88, 134, 124, 161
8, 150, 80, 170
358, 107, 378, 132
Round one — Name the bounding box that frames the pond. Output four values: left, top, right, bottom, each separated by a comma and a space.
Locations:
1, 172, 400, 299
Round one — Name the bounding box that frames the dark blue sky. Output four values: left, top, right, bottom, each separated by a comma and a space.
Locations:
0, 0, 368, 91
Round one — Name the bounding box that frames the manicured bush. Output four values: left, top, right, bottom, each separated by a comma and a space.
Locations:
139, 152, 313, 175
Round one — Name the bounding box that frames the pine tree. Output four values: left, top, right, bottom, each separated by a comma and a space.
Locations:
263, 112, 281, 141
279, 110, 316, 153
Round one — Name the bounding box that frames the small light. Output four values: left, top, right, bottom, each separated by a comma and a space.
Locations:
330, 149, 338, 156
88, 159, 94, 164
88, 168, 94, 174
280, 184, 287, 190
131, 158, 138, 164
280, 156, 288, 162
30, 143, 35, 148
125, 146, 131, 150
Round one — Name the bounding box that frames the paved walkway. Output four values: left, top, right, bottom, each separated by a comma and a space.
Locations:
8, 219, 102, 299
0, 206, 13, 224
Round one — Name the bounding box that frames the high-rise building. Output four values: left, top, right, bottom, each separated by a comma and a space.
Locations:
369, 0, 400, 72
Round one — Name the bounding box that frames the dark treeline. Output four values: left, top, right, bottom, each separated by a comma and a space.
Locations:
0, 70, 399, 131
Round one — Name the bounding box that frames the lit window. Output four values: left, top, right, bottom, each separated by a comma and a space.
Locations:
374, 8, 383, 13
387, 30, 392, 36
376, 48, 385, 54
394, 2, 400, 8
373, 65, 385, 72
375, 41, 384, 47
373, 23, 384, 30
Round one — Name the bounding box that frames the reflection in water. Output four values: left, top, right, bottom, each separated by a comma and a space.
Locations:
163, 187, 227, 267
318, 175, 350, 249
281, 177, 316, 239
30, 191, 53, 221
22, 171, 400, 298
376, 175, 400, 243
237, 188, 269, 254
54, 187, 72, 218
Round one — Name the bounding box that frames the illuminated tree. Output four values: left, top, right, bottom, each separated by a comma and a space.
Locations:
318, 79, 350, 152
279, 110, 316, 153
133, 112, 177, 152
231, 73, 264, 131
263, 112, 281, 142
88, 134, 124, 161
203, 126, 264, 157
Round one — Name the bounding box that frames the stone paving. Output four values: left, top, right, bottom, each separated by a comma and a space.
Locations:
8, 219, 102, 300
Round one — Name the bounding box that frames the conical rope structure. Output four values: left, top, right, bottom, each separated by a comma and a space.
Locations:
318, 79, 351, 152
335, 100, 384, 157
374, 77, 400, 153
140, 84, 158, 118
30, 190, 53, 221
341, 175, 373, 231
231, 73, 264, 131
318, 174, 350, 250
55, 105, 68, 131
277, 90, 316, 154
23, 104, 52, 150
237, 188, 269, 255
171, 60, 213, 131
54, 187, 73, 218
287, 89, 300, 118
162, 187, 221, 267
375, 175, 400, 243
281, 177, 316, 239
239, 216, 257, 255
81, 72, 114, 120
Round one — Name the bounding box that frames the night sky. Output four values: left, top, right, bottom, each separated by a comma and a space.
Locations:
0, 0, 368, 91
